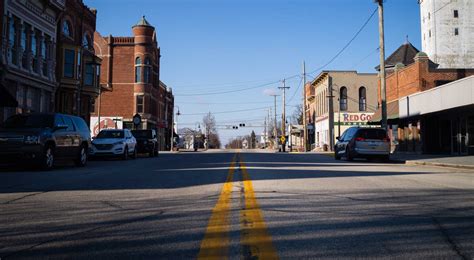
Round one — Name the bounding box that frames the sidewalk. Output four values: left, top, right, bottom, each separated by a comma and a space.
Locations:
390, 153, 474, 170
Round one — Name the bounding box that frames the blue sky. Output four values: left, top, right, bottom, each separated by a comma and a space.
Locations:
84, 0, 421, 144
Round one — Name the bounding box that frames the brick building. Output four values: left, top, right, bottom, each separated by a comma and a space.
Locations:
310, 71, 378, 151
92, 16, 174, 150
55, 0, 100, 124
372, 46, 474, 154
0, 0, 64, 123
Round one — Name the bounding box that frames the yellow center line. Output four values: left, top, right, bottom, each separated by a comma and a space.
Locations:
198, 154, 237, 260
239, 154, 279, 260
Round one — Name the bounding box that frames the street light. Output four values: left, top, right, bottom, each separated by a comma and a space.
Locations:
170, 105, 180, 151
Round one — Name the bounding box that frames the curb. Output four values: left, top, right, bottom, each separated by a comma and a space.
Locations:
405, 160, 474, 170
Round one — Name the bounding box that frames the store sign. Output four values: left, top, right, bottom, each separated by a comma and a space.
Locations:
336, 112, 374, 123
90, 117, 123, 137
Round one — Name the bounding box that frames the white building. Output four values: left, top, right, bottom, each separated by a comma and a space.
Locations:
419, 0, 474, 68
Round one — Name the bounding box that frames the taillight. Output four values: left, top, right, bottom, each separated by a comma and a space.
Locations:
355, 137, 365, 142
383, 137, 390, 142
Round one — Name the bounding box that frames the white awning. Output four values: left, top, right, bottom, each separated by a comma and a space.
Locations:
399, 76, 474, 118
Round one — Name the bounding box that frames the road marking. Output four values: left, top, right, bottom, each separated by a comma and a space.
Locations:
198, 154, 237, 260
239, 155, 279, 260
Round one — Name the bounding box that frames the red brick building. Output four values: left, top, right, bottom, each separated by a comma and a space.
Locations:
372, 42, 474, 154
55, 0, 100, 124
92, 16, 174, 150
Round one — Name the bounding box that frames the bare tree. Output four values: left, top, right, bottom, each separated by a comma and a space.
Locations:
291, 104, 304, 125
202, 112, 221, 149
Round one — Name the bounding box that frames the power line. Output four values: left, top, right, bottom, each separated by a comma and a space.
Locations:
174, 81, 280, 96
179, 106, 271, 116
307, 8, 378, 78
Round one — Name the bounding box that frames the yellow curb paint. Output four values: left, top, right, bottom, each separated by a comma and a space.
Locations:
197, 154, 237, 260
239, 155, 279, 260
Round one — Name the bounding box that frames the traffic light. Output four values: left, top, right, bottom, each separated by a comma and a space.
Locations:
239, 123, 246, 127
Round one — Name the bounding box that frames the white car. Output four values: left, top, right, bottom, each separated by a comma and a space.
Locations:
90, 129, 137, 160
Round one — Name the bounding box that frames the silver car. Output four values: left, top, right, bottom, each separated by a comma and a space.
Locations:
90, 129, 137, 160
334, 127, 390, 161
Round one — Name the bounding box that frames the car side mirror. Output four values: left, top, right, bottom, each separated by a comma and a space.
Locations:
54, 124, 68, 131
336, 136, 340, 141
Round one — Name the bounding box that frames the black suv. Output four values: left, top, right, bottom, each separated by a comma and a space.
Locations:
0, 113, 91, 170
131, 129, 159, 157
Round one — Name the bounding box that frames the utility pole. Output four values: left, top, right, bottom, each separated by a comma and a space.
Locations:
279, 79, 290, 152
267, 108, 271, 148
270, 94, 279, 149
302, 61, 307, 152
376, 0, 388, 130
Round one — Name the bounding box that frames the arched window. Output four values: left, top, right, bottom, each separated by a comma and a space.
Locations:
144, 57, 151, 83
135, 57, 142, 83
82, 34, 92, 49
62, 20, 72, 37
340, 87, 348, 111
359, 87, 367, 111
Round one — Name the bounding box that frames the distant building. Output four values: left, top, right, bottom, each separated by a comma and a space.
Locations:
419, 0, 474, 68
0, 0, 64, 122
304, 82, 316, 148
55, 0, 100, 124
311, 71, 378, 151
92, 16, 174, 150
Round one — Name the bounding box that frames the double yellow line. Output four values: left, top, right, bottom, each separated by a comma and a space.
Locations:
198, 153, 278, 260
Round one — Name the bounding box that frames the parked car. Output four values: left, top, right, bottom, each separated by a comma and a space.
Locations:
90, 129, 137, 160
131, 129, 159, 157
334, 127, 390, 161
0, 113, 91, 170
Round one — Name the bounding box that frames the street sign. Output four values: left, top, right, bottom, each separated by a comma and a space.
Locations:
280, 136, 286, 144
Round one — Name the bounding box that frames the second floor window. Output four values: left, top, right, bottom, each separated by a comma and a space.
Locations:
64, 49, 75, 78
84, 63, 94, 86
359, 87, 367, 111
144, 58, 151, 83
135, 57, 142, 83
340, 87, 348, 111
8, 17, 18, 65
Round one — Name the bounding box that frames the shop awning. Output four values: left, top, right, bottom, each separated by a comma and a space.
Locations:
0, 84, 18, 107
369, 100, 399, 124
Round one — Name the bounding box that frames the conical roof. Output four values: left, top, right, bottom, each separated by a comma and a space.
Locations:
133, 16, 153, 28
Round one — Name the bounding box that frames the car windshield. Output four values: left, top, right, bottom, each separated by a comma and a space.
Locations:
357, 129, 387, 140
2, 114, 54, 129
131, 130, 152, 138
96, 130, 124, 139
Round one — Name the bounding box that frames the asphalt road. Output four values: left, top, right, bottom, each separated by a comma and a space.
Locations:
0, 150, 473, 259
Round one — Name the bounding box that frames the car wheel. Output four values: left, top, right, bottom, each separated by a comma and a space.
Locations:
40, 145, 55, 170
131, 147, 137, 159
334, 152, 341, 160
345, 147, 353, 161
383, 155, 390, 162
122, 146, 128, 160
74, 145, 88, 167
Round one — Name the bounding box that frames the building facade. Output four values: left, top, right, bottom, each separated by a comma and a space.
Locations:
311, 71, 378, 151
372, 52, 474, 154
0, 0, 64, 122
419, 0, 474, 68
92, 16, 174, 150
55, 0, 100, 125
